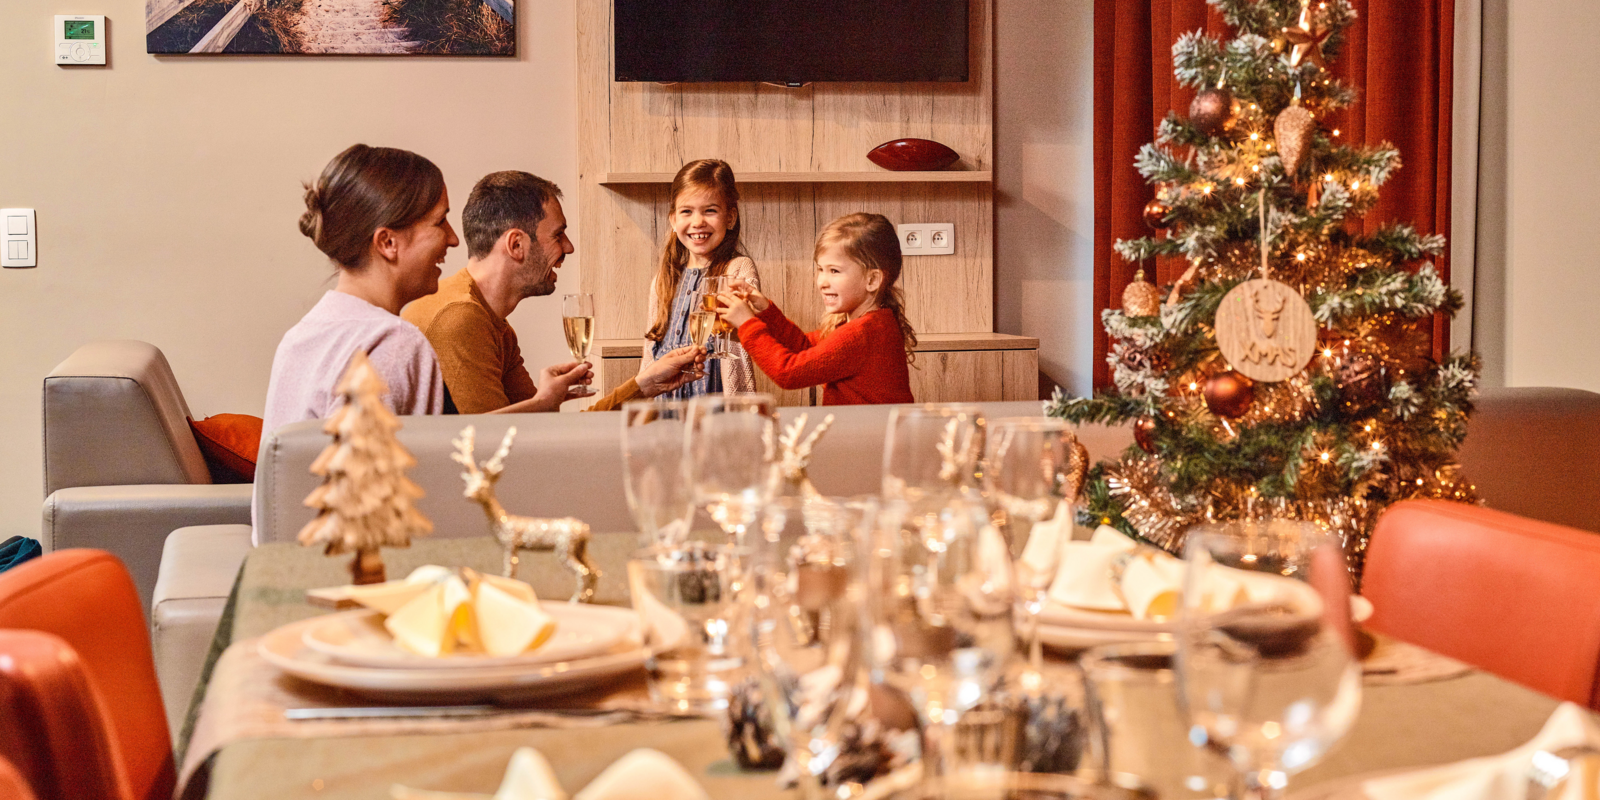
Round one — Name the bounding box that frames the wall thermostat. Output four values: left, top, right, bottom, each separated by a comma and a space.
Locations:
56, 15, 106, 65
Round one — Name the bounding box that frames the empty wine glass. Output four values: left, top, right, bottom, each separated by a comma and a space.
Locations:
883, 404, 987, 507
562, 293, 595, 362
748, 495, 879, 800
686, 393, 777, 546
1175, 521, 1362, 800
865, 492, 1016, 779
985, 418, 1082, 673
621, 400, 694, 547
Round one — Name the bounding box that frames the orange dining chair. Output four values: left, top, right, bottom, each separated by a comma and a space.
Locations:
0, 756, 39, 800
0, 549, 174, 800
1363, 500, 1600, 709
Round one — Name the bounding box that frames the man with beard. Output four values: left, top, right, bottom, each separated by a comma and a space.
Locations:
405, 171, 702, 412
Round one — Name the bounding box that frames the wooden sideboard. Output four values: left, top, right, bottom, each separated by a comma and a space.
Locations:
595, 333, 1039, 407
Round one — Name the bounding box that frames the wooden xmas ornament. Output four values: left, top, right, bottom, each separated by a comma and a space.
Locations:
1121, 269, 1162, 318
1214, 279, 1317, 382
1275, 104, 1315, 178
297, 351, 433, 585
452, 426, 599, 602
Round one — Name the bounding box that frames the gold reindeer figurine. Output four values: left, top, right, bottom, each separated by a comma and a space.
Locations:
451, 426, 599, 602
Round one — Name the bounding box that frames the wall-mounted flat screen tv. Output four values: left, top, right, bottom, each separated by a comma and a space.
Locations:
614, 1, 969, 84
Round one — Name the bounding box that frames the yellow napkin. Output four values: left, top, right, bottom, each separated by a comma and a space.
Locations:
325, 566, 557, 658
392, 748, 707, 800
1363, 703, 1600, 800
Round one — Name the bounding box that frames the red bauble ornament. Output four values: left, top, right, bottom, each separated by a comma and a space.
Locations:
1134, 416, 1158, 453
1204, 371, 1255, 418
1143, 199, 1173, 230
1189, 87, 1238, 138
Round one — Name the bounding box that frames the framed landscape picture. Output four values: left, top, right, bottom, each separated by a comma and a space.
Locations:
145, 0, 514, 55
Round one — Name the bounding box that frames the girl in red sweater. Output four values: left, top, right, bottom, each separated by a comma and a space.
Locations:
716, 213, 917, 405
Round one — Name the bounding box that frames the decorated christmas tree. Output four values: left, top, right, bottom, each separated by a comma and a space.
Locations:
298, 351, 433, 584
1048, 0, 1479, 573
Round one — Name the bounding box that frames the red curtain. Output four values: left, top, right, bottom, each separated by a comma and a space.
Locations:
1092, 0, 1455, 388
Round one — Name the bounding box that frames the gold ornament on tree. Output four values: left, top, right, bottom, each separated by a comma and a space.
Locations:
298, 351, 433, 585
1282, 0, 1332, 70
1122, 269, 1162, 318
1275, 101, 1316, 179
1214, 191, 1317, 382
452, 426, 599, 602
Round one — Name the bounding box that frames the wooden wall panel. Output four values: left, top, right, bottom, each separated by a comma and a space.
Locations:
579, 0, 997, 390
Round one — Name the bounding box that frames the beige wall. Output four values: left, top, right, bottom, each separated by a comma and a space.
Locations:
0, 2, 579, 542
1502, 0, 1600, 390
994, 0, 1096, 398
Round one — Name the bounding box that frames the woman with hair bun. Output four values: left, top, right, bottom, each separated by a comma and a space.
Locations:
264, 144, 461, 438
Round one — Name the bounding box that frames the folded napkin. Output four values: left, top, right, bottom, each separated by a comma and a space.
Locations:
1045, 526, 1305, 621
1364, 702, 1600, 800
325, 566, 557, 658
392, 747, 709, 800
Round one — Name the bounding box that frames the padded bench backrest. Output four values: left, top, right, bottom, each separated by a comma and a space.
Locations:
255, 401, 1134, 546
42, 341, 211, 497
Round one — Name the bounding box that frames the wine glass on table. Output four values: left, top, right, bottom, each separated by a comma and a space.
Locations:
871, 405, 1014, 778
685, 393, 777, 546
1175, 521, 1362, 800
984, 418, 1083, 675
621, 400, 695, 547
748, 495, 879, 800
562, 293, 595, 362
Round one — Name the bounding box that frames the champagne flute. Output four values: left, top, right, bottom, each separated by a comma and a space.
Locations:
704, 275, 738, 358
1175, 521, 1362, 800
985, 418, 1081, 674
748, 495, 877, 800
865, 492, 1015, 779
562, 293, 595, 362
688, 291, 718, 356
882, 404, 987, 507
685, 393, 777, 546
621, 400, 695, 547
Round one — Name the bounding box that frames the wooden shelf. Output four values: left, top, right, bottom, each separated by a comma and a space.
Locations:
594, 332, 1036, 359
599, 171, 993, 185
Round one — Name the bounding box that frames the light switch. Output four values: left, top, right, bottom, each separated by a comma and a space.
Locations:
2, 208, 37, 268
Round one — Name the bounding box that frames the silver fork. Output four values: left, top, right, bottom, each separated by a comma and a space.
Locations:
1527, 745, 1599, 800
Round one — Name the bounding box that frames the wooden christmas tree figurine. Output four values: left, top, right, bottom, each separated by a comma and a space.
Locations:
297, 351, 433, 584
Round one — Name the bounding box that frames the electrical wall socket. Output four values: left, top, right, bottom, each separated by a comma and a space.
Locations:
896, 222, 955, 257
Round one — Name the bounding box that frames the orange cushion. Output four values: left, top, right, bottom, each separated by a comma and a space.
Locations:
187, 414, 263, 484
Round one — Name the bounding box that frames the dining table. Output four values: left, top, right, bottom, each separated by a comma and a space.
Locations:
180, 537, 1572, 800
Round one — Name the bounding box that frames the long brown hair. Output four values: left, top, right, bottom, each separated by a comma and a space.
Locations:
299, 144, 445, 270
815, 213, 918, 364
645, 159, 746, 341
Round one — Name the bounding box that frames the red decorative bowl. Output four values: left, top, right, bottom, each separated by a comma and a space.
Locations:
867, 138, 960, 171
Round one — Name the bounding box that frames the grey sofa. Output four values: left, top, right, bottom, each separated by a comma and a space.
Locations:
40, 341, 254, 613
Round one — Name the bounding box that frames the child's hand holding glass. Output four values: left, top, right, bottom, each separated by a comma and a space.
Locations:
716, 279, 768, 328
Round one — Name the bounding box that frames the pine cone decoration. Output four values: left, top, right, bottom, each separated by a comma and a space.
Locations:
1275, 104, 1315, 179
1121, 269, 1161, 318
724, 678, 786, 770
1018, 693, 1085, 774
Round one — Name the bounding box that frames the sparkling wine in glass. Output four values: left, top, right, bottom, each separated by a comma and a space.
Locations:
689, 307, 718, 350
704, 275, 739, 358
685, 393, 776, 546
562, 293, 595, 362
1175, 521, 1363, 800
621, 400, 695, 547
985, 418, 1082, 673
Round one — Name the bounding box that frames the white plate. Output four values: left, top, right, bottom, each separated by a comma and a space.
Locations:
1033, 597, 1374, 653
1036, 622, 1172, 652
259, 607, 646, 701
302, 603, 629, 669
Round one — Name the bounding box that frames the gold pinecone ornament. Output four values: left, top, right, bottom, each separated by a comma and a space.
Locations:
1121, 269, 1162, 318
